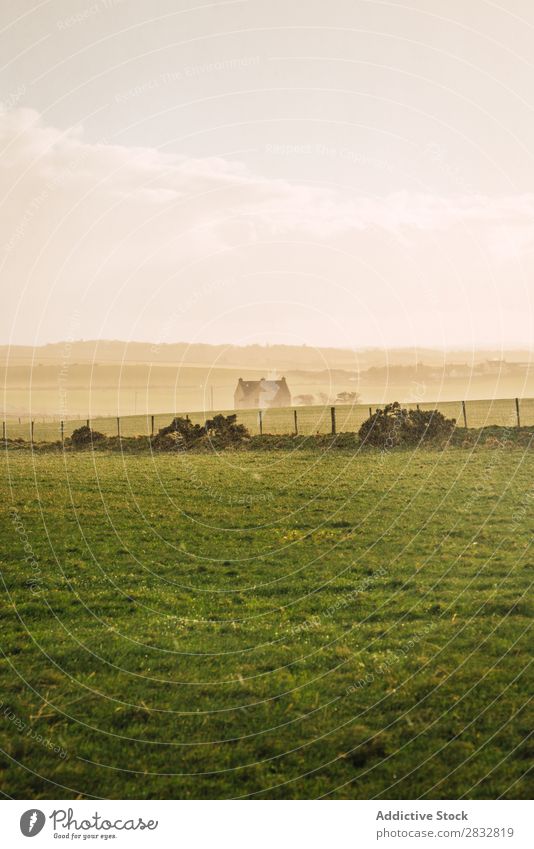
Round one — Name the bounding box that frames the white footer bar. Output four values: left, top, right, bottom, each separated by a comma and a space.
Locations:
2, 800, 531, 848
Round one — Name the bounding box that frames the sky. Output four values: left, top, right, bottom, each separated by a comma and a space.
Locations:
1, 0, 533, 351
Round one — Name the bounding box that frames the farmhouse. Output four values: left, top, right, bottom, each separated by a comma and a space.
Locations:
234, 377, 291, 409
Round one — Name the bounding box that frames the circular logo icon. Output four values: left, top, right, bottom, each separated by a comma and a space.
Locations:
20, 810, 46, 837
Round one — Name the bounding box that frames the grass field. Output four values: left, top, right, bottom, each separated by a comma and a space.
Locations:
0, 446, 532, 799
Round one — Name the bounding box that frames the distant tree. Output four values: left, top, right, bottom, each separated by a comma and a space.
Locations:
294, 394, 315, 406
336, 391, 361, 404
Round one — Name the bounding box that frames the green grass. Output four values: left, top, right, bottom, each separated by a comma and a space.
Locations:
0, 447, 532, 799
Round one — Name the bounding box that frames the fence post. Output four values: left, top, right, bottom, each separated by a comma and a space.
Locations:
515, 398, 521, 428
330, 406, 336, 435
293, 409, 298, 435
30, 420, 34, 444
86, 418, 90, 429
2, 421, 5, 441
151, 415, 155, 437
258, 409, 263, 436
60, 420, 64, 443
117, 416, 121, 438
368, 406, 372, 418
462, 400, 467, 429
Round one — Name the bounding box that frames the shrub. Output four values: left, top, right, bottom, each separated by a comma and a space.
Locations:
408, 407, 457, 443
70, 425, 105, 445
358, 402, 455, 448
153, 416, 203, 449
152, 414, 250, 450
204, 413, 249, 446
70, 425, 106, 446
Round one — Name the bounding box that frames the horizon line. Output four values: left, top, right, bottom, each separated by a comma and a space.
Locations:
1, 339, 533, 353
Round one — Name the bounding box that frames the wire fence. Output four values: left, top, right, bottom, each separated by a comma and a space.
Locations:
2, 397, 533, 443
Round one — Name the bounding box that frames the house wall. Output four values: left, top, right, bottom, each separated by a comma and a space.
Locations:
234, 381, 291, 409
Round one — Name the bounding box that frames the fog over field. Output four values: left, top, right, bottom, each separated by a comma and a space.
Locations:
2, 341, 533, 417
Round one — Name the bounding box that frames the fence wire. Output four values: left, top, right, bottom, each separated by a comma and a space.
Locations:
3, 397, 533, 443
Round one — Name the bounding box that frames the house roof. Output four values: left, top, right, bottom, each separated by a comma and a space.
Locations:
236, 377, 288, 397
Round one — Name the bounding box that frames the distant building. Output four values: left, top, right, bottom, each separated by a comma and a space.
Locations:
234, 377, 291, 410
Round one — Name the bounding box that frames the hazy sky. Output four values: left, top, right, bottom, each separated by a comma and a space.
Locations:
1, 0, 533, 350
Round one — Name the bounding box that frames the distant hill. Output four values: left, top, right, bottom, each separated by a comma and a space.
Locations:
1, 340, 532, 369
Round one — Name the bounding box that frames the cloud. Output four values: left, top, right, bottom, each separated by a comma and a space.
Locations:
2, 107, 534, 254
0, 108, 532, 348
